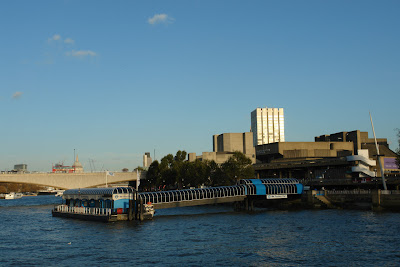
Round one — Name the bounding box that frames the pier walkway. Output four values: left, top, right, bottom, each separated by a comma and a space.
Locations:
53, 179, 304, 221
138, 178, 303, 209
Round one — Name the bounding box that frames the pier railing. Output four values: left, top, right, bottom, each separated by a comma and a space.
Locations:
324, 190, 400, 195
138, 186, 246, 204
54, 205, 112, 216
380, 190, 400, 195
325, 189, 372, 195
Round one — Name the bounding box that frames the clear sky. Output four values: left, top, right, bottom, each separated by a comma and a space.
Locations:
1, 0, 399, 172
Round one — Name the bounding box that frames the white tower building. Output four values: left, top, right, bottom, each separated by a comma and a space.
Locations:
251, 107, 285, 146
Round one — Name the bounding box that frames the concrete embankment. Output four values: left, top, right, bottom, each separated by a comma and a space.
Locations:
302, 189, 400, 211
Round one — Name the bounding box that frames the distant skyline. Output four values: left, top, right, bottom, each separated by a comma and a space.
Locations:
1, 1, 399, 172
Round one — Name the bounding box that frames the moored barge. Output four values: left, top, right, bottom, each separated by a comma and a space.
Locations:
52, 187, 154, 221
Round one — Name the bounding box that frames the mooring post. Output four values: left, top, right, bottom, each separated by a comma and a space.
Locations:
139, 198, 144, 221
134, 192, 138, 220
128, 199, 133, 221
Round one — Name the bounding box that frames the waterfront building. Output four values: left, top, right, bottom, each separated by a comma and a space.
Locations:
254, 130, 399, 188
251, 107, 285, 146
315, 130, 399, 178
189, 132, 256, 164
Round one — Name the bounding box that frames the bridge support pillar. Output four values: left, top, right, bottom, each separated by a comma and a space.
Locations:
242, 198, 254, 211
233, 198, 255, 212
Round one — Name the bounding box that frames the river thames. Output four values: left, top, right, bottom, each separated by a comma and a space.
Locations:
1, 195, 400, 266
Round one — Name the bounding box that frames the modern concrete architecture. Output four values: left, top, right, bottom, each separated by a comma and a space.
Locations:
315, 130, 399, 177
254, 130, 399, 186
255, 141, 355, 180
14, 164, 27, 172
143, 152, 152, 168
251, 107, 285, 146
189, 132, 256, 164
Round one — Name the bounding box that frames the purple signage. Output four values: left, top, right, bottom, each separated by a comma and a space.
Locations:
384, 158, 399, 170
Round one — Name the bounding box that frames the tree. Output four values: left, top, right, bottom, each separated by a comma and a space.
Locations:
144, 150, 255, 189
0, 185, 7, 194
122, 168, 129, 172
144, 161, 160, 190
174, 150, 187, 162
205, 160, 219, 186
181, 160, 210, 188
221, 152, 255, 185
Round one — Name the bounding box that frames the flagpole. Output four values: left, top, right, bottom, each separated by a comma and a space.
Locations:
106, 171, 108, 187
370, 112, 387, 190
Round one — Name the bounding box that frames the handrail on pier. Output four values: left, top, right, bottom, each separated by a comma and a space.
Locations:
54, 205, 112, 216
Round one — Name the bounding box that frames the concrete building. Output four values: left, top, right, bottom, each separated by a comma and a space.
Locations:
189, 132, 256, 164
254, 130, 399, 186
315, 130, 399, 178
14, 164, 27, 173
143, 152, 152, 169
213, 132, 254, 155
251, 107, 285, 146
255, 141, 355, 180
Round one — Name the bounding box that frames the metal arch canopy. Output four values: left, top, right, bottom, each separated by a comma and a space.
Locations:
241, 178, 300, 185
63, 187, 135, 196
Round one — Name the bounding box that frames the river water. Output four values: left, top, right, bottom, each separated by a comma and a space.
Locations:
1, 195, 400, 266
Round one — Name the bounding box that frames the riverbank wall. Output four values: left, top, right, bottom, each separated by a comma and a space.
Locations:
302, 189, 400, 211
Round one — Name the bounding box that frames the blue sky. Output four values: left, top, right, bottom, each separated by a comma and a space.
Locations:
1, 0, 399, 172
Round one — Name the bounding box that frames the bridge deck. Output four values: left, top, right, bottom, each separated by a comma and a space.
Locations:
152, 196, 246, 209
138, 180, 303, 209
138, 186, 246, 209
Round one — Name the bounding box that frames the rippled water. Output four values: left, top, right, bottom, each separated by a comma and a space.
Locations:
1, 195, 400, 266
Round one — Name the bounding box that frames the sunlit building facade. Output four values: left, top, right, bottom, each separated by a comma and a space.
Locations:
251, 107, 285, 146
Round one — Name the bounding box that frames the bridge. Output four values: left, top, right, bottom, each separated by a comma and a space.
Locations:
0, 172, 139, 189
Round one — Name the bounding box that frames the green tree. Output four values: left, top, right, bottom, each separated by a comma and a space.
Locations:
157, 151, 188, 189
221, 151, 255, 185
205, 160, 223, 186
145, 150, 255, 189
143, 160, 160, 190
172, 150, 187, 188
181, 160, 210, 188
0, 185, 7, 194
174, 150, 187, 162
